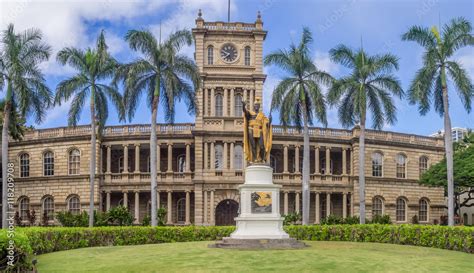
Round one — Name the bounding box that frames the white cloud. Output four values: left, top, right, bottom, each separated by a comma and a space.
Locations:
314, 50, 339, 74
456, 50, 474, 78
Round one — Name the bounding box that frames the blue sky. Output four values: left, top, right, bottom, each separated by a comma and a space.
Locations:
0, 0, 473, 136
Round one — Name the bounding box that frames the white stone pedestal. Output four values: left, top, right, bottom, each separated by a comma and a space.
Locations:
230, 164, 289, 239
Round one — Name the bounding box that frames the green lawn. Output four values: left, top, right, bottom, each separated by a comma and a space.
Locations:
36, 241, 472, 273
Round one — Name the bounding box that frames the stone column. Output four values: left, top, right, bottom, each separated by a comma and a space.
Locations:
123, 191, 128, 208
210, 190, 215, 225
185, 191, 191, 225
204, 142, 209, 170
223, 88, 228, 117
167, 191, 173, 224
106, 191, 111, 212
325, 147, 331, 175
222, 142, 228, 170
157, 190, 161, 209
167, 143, 173, 173
229, 142, 235, 170
134, 144, 140, 173
106, 145, 111, 174
230, 88, 235, 116
350, 193, 354, 217
157, 144, 161, 172
204, 191, 208, 224
295, 192, 300, 214
185, 143, 191, 172
123, 145, 129, 173
314, 146, 320, 174
283, 145, 289, 173
342, 148, 347, 175
210, 88, 215, 116
250, 89, 254, 111
134, 191, 140, 224
315, 192, 320, 224
243, 89, 248, 105
203, 88, 208, 116
326, 192, 331, 217
210, 142, 215, 170
284, 191, 289, 215
343, 192, 347, 219
295, 145, 300, 174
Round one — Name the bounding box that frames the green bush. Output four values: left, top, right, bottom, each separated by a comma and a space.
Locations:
371, 214, 392, 224
0, 229, 34, 272
56, 211, 89, 227
107, 206, 134, 226
142, 207, 168, 226
285, 224, 474, 253
283, 213, 301, 225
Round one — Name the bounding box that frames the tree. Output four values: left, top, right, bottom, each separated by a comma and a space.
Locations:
118, 29, 199, 227
0, 99, 30, 141
402, 17, 474, 226
1, 24, 52, 229
264, 28, 333, 225
327, 44, 403, 224
420, 132, 474, 215
54, 30, 124, 227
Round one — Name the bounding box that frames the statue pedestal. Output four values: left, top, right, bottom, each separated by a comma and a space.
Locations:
231, 164, 288, 239
211, 164, 306, 249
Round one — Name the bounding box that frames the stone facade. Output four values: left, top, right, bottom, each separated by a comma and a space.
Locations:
2, 13, 446, 226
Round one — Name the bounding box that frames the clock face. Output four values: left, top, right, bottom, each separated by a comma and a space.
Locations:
220, 43, 238, 62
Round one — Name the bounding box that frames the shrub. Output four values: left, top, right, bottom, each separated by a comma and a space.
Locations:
141, 207, 167, 226
371, 214, 392, 224
107, 206, 134, 226
56, 211, 89, 227
321, 215, 344, 225
283, 213, 301, 225
412, 215, 419, 224
0, 229, 34, 272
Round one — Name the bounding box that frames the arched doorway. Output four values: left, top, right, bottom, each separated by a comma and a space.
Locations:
215, 199, 239, 226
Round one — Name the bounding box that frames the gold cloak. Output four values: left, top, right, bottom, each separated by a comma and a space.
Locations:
243, 110, 272, 163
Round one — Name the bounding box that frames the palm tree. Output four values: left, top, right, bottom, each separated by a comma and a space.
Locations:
264, 28, 333, 225
402, 17, 474, 226
118, 29, 199, 227
0, 99, 29, 141
1, 24, 52, 229
327, 44, 403, 224
55, 30, 124, 227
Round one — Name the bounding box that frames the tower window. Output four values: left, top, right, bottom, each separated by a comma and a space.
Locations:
215, 94, 223, 117
207, 46, 214, 65
244, 46, 251, 65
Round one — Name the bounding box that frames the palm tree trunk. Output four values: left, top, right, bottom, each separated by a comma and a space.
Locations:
441, 67, 454, 226
150, 77, 160, 227
1, 83, 12, 229
302, 108, 310, 225
89, 87, 96, 227
358, 119, 366, 224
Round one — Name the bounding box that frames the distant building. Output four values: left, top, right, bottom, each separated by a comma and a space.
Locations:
430, 127, 469, 142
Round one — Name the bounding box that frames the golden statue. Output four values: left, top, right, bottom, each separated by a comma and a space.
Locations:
242, 97, 272, 164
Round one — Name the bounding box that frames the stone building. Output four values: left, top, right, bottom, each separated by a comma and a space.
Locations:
3, 12, 446, 226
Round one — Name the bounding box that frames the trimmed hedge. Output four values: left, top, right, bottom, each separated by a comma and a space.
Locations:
0, 229, 34, 272
1, 224, 472, 271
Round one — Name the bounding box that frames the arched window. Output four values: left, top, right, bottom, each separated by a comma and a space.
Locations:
244, 46, 251, 65
270, 155, 277, 173
215, 94, 223, 117
371, 152, 383, 177
68, 149, 81, 175
234, 145, 243, 170
207, 46, 214, 65
68, 195, 80, 215
43, 151, 54, 176
234, 94, 242, 117
419, 156, 428, 178
321, 158, 333, 175
215, 144, 223, 170
118, 156, 124, 173
177, 198, 186, 223
372, 196, 384, 217
177, 154, 186, 173
396, 198, 407, 222
18, 197, 29, 220
19, 153, 30, 178
419, 199, 428, 222
42, 196, 54, 221
396, 154, 407, 178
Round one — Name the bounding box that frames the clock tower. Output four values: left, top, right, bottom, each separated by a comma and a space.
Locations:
192, 10, 267, 130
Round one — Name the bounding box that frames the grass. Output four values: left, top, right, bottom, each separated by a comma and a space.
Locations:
36, 241, 472, 273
